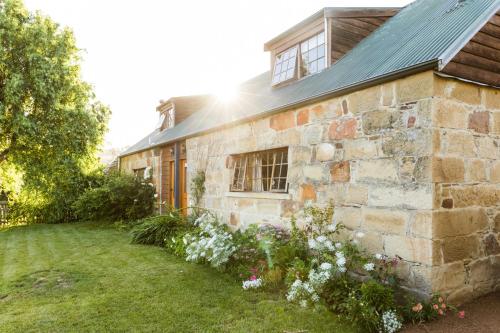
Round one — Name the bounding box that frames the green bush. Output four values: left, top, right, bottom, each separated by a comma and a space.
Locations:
131, 211, 186, 246
73, 172, 155, 222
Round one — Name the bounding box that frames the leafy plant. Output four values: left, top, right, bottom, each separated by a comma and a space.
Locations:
190, 170, 205, 216
131, 211, 186, 246
73, 172, 155, 222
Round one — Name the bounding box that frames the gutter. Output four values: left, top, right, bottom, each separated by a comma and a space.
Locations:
119, 59, 439, 158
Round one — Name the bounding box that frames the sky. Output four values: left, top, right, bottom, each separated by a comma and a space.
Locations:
24, 0, 412, 150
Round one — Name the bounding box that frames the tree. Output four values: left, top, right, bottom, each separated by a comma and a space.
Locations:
0, 0, 110, 223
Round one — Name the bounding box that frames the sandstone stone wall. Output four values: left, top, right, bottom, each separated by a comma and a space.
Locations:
430, 77, 500, 303
187, 71, 440, 296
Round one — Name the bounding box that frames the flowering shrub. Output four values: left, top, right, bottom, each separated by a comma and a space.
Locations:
142, 203, 458, 333
184, 213, 237, 268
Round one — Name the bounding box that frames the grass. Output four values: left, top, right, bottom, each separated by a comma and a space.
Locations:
0, 223, 356, 333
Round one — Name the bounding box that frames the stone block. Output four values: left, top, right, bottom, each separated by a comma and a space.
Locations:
270, 111, 295, 131
355, 159, 399, 183
449, 185, 499, 208
358, 232, 384, 253
450, 81, 481, 105
432, 157, 465, 183
303, 165, 327, 181
411, 211, 432, 239
299, 184, 316, 203
466, 159, 487, 182
483, 87, 500, 110
362, 110, 400, 134
328, 118, 357, 140
490, 161, 500, 183
468, 111, 490, 134
475, 136, 499, 160
483, 234, 500, 256
396, 71, 434, 103
442, 234, 480, 263
381, 82, 395, 106
433, 208, 488, 238
444, 131, 476, 157
433, 99, 469, 129
302, 124, 323, 145
469, 258, 495, 285
492, 112, 500, 135
345, 184, 369, 205
348, 85, 381, 114
431, 262, 466, 292
447, 285, 474, 305
229, 212, 240, 226
343, 138, 379, 159
330, 161, 350, 182
281, 200, 300, 218
316, 143, 335, 162
385, 235, 434, 265
369, 184, 433, 210
297, 109, 309, 126
414, 156, 432, 182
382, 129, 431, 157
362, 208, 408, 235
333, 207, 361, 229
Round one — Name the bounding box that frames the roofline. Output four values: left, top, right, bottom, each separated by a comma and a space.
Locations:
263, 7, 400, 51
155, 94, 213, 112
438, 1, 500, 70
119, 59, 438, 158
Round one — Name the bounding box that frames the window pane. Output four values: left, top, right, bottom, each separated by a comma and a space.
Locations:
309, 47, 317, 62
317, 44, 325, 59
301, 41, 308, 53
318, 31, 325, 44
310, 60, 318, 73
309, 35, 317, 49
317, 57, 325, 72
285, 68, 294, 79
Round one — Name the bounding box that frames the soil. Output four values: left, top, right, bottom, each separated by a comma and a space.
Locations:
403, 292, 500, 333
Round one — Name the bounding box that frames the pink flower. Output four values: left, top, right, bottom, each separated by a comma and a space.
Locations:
458, 311, 465, 319
433, 304, 439, 310
438, 309, 444, 316
412, 303, 423, 312
441, 303, 446, 309
250, 275, 257, 281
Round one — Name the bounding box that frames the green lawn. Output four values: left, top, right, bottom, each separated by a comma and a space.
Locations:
0, 223, 355, 333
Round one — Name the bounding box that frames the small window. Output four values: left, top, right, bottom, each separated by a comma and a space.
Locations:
300, 31, 325, 77
165, 108, 175, 129
272, 46, 298, 85
133, 168, 146, 179
230, 148, 288, 193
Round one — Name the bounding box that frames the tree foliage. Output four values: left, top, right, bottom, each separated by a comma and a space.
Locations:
0, 0, 110, 223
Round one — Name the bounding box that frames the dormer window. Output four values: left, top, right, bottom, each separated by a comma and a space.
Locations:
165, 108, 175, 129
271, 31, 326, 86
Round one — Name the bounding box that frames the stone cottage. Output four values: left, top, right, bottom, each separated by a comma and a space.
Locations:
120, 0, 500, 303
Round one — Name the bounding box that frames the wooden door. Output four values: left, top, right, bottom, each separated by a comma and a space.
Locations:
169, 161, 175, 208
180, 159, 188, 211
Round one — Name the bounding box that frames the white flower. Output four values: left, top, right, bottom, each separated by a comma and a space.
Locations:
363, 263, 375, 271
308, 238, 317, 249
153, 193, 158, 198
242, 278, 263, 290
327, 224, 337, 232
320, 262, 332, 271
336, 256, 346, 267
375, 253, 383, 260
299, 300, 308, 308
355, 231, 365, 238
381, 310, 402, 333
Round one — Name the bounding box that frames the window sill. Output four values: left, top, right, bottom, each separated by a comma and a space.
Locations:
224, 192, 291, 200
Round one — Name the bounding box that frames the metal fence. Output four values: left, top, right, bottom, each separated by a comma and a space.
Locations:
0, 201, 8, 224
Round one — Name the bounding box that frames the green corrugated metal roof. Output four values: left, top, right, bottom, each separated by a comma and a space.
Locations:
121, 0, 499, 157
